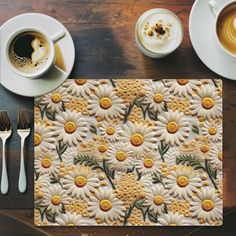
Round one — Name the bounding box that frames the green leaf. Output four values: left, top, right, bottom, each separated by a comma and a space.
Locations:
45, 110, 56, 121
148, 212, 158, 223
46, 212, 56, 223
152, 173, 164, 187
192, 125, 199, 135
162, 101, 168, 112
74, 154, 101, 170
158, 141, 170, 162
56, 141, 68, 162
89, 125, 97, 134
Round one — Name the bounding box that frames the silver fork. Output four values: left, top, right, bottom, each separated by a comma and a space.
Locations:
0, 111, 12, 195
17, 109, 30, 193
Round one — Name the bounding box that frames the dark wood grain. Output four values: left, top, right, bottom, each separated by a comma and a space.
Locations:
0, 85, 34, 209
0, 0, 235, 235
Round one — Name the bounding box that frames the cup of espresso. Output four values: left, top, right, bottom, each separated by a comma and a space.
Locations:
5, 28, 66, 79
135, 8, 184, 58
209, 0, 236, 59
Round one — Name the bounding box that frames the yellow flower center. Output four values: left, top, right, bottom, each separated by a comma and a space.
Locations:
98, 144, 107, 153
218, 151, 223, 161
51, 195, 61, 206
169, 223, 177, 226
153, 93, 164, 103
41, 158, 52, 169
75, 79, 87, 85
177, 79, 189, 85
34, 133, 41, 146
106, 126, 115, 135
67, 224, 75, 226
167, 122, 179, 134
202, 97, 215, 109
99, 97, 112, 109
153, 195, 164, 205
64, 121, 76, 134
200, 144, 209, 153
51, 93, 61, 103
208, 127, 217, 135
143, 158, 154, 168
116, 151, 127, 162
177, 176, 189, 187
130, 133, 144, 146
99, 199, 112, 212
36, 191, 44, 199
75, 176, 87, 187
202, 199, 215, 212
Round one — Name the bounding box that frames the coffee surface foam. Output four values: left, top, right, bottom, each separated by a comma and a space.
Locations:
138, 10, 182, 53
9, 32, 49, 74
217, 4, 236, 55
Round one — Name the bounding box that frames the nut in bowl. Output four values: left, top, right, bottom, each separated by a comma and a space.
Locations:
135, 8, 184, 58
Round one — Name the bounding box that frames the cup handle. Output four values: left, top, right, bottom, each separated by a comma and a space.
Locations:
51, 30, 66, 44
209, 0, 221, 17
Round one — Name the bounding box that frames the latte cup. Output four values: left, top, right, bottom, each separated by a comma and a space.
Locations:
135, 8, 184, 58
209, 0, 236, 60
4, 27, 66, 79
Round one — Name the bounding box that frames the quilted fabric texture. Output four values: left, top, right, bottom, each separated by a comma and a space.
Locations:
34, 79, 222, 226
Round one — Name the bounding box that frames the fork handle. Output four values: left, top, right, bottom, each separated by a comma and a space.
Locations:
18, 138, 27, 193
1, 140, 9, 195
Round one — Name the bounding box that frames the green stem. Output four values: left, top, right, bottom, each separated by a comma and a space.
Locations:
102, 160, 116, 190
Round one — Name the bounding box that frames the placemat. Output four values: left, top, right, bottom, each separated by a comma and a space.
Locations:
34, 79, 222, 226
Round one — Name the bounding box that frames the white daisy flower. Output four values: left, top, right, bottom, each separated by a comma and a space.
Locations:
159, 212, 189, 226
165, 166, 201, 199
63, 165, 99, 199
107, 142, 133, 171
56, 212, 81, 226
145, 81, 170, 112
145, 185, 171, 214
88, 188, 126, 222
165, 79, 201, 96
190, 85, 222, 119
43, 185, 69, 214
88, 85, 126, 119
120, 122, 157, 156
35, 151, 60, 176
136, 152, 162, 175
156, 111, 190, 145
62, 147, 76, 167
141, 173, 153, 190
164, 147, 180, 166
99, 120, 122, 142
202, 120, 222, 142
53, 110, 88, 146
208, 144, 222, 170
41, 87, 69, 113
34, 123, 55, 154
190, 188, 222, 223
63, 79, 99, 97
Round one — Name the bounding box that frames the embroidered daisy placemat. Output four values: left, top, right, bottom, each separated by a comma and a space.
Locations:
34, 79, 223, 226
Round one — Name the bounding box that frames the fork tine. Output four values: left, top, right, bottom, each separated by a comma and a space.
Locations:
0, 111, 11, 131
18, 109, 30, 129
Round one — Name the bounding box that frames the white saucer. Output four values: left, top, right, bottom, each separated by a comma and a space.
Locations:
189, 0, 236, 80
0, 13, 75, 97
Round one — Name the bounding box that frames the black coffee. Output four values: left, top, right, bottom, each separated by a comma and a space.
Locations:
13, 34, 35, 59
9, 32, 49, 74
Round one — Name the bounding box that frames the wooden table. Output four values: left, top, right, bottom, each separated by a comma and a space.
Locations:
0, 0, 235, 235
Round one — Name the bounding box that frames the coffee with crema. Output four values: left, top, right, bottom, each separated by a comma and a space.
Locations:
9, 32, 50, 74
217, 3, 236, 56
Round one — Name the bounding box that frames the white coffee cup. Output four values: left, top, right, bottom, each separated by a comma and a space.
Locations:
4, 27, 66, 79
135, 8, 184, 58
209, 0, 236, 60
